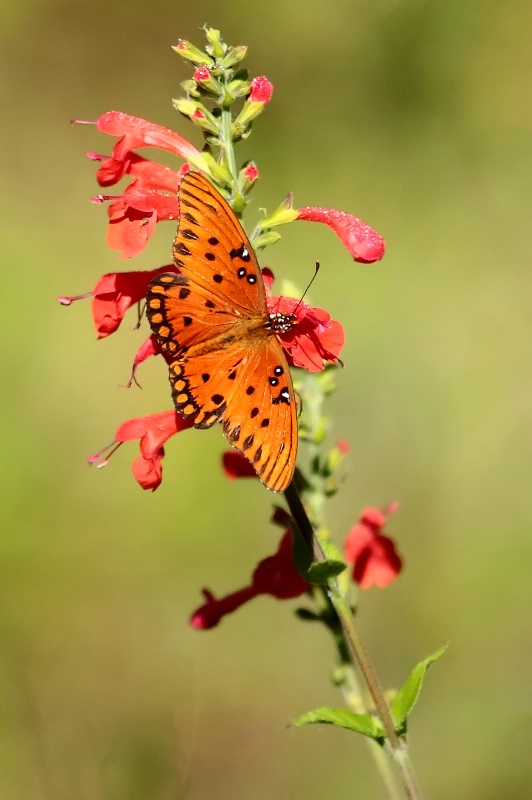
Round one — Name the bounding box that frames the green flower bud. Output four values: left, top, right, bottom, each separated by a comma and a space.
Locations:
204, 28, 226, 59
221, 45, 248, 69
172, 40, 213, 66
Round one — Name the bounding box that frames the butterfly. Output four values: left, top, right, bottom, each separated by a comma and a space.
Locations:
146, 171, 298, 492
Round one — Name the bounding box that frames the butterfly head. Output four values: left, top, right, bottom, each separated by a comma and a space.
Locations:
267, 311, 296, 335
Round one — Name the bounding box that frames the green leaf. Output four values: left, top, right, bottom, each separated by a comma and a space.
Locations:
391, 645, 447, 734
292, 707, 385, 745
306, 540, 347, 584
293, 607, 321, 622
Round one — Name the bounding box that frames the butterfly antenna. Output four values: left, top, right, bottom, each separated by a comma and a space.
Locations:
293, 261, 320, 316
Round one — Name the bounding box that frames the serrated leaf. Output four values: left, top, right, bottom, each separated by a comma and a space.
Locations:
306, 540, 347, 584
292, 707, 385, 744
391, 645, 447, 733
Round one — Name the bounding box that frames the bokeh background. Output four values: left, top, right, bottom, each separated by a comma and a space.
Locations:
2, 1, 532, 797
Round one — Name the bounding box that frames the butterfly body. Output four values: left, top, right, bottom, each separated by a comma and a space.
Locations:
146, 172, 298, 492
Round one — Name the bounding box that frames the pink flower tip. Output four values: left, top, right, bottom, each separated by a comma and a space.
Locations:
337, 439, 350, 454
249, 76, 274, 104
243, 163, 259, 182
192, 109, 206, 120
194, 66, 211, 82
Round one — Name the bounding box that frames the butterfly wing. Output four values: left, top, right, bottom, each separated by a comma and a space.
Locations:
172, 171, 267, 315
146, 272, 241, 359
168, 337, 297, 492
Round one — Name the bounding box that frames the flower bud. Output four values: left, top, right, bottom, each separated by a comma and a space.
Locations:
172, 39, 213, 66
172, 98, 219, 136
193, 66, 223, 96
204, 28, 226, 59
221, 45, 248, 69
249, 76, 274, 104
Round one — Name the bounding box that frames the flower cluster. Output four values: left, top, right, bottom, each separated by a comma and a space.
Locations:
190, 503, 402, 629
61, 32, 384, 491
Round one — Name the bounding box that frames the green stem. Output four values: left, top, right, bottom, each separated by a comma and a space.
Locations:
220, 105, 237, 183
341, 663, 402, 800
284, 483, 425, 800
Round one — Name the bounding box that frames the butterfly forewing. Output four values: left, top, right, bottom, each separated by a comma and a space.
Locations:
173, 172, 267, 317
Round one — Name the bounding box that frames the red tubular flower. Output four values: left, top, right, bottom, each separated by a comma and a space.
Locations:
249, 76, 274, 104
59, 265, 175, 338
96, 111, 201, 166
79, 112, 203, 258
190, 530, 308, 629
89, 410, 194, 491
297, 206, 385, 264
125, 334, 162, 388
344, 505, 402, 589
267, 294, 344, 372
222, 451, 258, 480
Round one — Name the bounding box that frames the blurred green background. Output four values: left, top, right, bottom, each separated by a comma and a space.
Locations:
2, 0, 532, 797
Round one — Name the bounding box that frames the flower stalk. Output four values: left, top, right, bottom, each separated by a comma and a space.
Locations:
62, 26, 440, 800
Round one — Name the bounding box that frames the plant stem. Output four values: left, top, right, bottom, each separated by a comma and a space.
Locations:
284, 483, 425, 800
220, 105, 237, 183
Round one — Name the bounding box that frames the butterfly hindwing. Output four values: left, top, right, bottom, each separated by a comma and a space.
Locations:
169, 338, 297, 492
146, 272, 240, 359
173, 172, 267, 316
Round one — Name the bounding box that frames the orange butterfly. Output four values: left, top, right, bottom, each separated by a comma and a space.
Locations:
146, 171, 297, 492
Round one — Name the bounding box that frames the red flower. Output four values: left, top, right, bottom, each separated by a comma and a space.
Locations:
297, 206, 385, 264
267, 294, 344, 372
249, 76, 274, 104
78, 112, 203, 258
125, 334, 162, 388
59, 265, 175, 338
222, 450, 258, 480
344, 505, 402, 589
190, 530, 308, 629
89, 410, 194, 490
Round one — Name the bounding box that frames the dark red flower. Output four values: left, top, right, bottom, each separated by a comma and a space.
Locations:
249, 76, 274, 104
297, 206, 385, 264
59, 265, 175, 338
344, 505, 402, 589
89, 410, 194, 490
267, 294, 344, 372
222, 450, 258, 480
190, 530, 308, 629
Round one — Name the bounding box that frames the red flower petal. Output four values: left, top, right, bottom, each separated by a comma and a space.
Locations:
344, 505, 402, 589
222, 451, 258, 480
91, 265, 175, 337
114, 409, 194, 491
297, 207, 385, 264
97, 111, 201, 164
190, 587, 258, 630
189, 530, 307, 630
267, 295, 344, 371
252, 530, 308, 599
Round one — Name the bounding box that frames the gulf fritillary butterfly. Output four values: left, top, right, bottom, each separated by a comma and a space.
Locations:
146, 171, 298, 492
